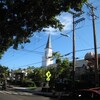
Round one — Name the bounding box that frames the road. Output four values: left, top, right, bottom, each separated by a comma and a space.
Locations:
0, 93, 57, 100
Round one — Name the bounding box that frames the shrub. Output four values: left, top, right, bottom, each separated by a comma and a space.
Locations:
21, 79, 36, 87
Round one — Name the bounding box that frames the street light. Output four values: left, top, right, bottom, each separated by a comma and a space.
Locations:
60, 33, 70, 37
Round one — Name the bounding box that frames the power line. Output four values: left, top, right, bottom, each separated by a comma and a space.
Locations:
17, 46, 100, 69
20, 49, 43, 55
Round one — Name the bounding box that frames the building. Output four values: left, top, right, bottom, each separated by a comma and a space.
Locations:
42, 34, 53, 67
75, 60, 88, 78
75, 52, 100, 79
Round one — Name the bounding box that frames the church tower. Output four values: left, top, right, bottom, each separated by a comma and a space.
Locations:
42, 34, 53, 67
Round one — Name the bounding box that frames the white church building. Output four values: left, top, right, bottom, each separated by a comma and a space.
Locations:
42, 34, 53, 67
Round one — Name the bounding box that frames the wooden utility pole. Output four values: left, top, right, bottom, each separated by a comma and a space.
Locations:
86, 2, 99, 87
69, 11, 85, 90
91, 5, 99, 87
72, 13, 76, 90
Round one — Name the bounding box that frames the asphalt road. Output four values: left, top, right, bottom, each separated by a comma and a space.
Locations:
0, 93, 57, 100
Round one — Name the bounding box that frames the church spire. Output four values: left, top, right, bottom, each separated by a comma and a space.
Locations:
42, 33, 53, 67
45, 34, 52, 49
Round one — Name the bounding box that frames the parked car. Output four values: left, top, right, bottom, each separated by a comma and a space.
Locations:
60, 87, 100, 100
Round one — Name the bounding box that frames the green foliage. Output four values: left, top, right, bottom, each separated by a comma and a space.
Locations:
21, 79, 36, 87
0, 65, 9, 82
52, 51, 71, 79
27, 67, 44, 86
0, 0, 88, 57
56, 58, 62, 65
53, 52, 61, 58
0, 65, 8, 73
0, 65, 9, 77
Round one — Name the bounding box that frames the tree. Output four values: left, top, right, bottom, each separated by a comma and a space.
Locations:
52, 52, 71, 79
0, 65, 9, 90
0, 0, 87, 57
60, 58, 71, 78
0, 65, 9, 80
27, 67, 43, 86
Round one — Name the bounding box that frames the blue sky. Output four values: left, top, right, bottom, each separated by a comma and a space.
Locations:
0, 0, 100, 70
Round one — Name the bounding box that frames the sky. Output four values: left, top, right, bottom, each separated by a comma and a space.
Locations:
0, 0, 100, 70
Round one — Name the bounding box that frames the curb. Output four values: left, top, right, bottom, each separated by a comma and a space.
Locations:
0, 90, 33, 96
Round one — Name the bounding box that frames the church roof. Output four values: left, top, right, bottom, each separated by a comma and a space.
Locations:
45, 34, 52, 49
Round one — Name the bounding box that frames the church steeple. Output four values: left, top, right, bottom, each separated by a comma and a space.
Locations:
45, 34, 52, 49
42, 34, 53, 67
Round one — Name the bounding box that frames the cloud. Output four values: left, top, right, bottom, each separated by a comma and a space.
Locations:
56, 12, 72, 32
42, 12, 73, 35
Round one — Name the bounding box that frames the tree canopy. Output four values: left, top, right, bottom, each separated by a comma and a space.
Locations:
0, 0, 87, 57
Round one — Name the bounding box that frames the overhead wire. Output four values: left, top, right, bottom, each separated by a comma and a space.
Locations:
4, 18, 99, 68
16, 46, 100, 68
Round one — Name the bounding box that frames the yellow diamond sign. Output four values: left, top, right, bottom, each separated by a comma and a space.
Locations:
46, 71, 51, 81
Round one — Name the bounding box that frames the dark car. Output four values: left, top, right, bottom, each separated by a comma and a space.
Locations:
60, 87, 100, 100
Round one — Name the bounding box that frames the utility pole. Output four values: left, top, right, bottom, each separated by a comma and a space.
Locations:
86, 2, 99, 87
69, 11, 85, 90
72, 13, 76, 90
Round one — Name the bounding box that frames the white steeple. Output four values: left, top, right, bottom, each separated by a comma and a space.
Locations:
42, 34, 53, 67
45, 34, 52, 49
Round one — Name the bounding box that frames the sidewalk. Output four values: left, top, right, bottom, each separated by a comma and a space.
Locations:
0, 85, 69, 99
11, 86, 57, 97
5, 86, 55, 97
